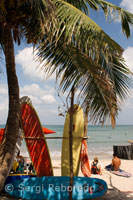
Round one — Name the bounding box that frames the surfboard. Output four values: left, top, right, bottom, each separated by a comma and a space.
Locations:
61, 104, 84, 176
105, 165, 132, 177
80, 140, 91, 177
4, 176, 107, 200
20, 96, 53, 176
5, 174, 36, 186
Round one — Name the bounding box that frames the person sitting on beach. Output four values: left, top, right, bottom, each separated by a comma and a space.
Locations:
10, 160, 19, 174
111, 153, 121, 171
91, 157, 102, 175
28, 162, 34, 174
16, 158, 25, 174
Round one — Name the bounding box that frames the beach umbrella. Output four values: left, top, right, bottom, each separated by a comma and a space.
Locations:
42, 126, 56, 134
0, 127, 55, 138
0, 128, 4, 143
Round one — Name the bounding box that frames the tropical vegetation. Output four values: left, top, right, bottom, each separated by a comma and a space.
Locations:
36, 2, 133, 198
0, 0, 133, 196
0, 0, 56, 191
37, 0, 133, 126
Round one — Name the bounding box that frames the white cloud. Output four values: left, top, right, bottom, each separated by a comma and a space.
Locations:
41, 95, 56, 104
113, 1, 133, 24
20, 83, 60, 124
120, 98, 133, 110
0, 83, 58, 124
15, 47, 56, 81
0, 84, 8, 124
120, 0, 133, 13
123, 46, 133, 72
0, 84, 8, 95
20, 83, 56, 105
21, 84, 43, 97
0, 102, 8, 112
121, 47, 133, 111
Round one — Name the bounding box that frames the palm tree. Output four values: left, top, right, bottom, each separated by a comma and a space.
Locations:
37, 0, 133, 118
36, 1, 133, 199
0, 0, 132, 194
0, 0, 56, 191
37, 0, 133, 135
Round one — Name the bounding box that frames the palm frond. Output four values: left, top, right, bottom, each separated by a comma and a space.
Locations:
64, 0, 89, 15
35, 0, 133, 125
36, 38, 132, 124
18, 0, 56, 44
86, 0, 133, 38
52, 0, 122, 55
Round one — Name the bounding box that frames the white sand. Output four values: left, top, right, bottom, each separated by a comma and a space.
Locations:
1, 158, 133, 199
52, 159, 133, 200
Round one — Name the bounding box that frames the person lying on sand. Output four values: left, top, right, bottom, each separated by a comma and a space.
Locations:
111, 153, 121, 171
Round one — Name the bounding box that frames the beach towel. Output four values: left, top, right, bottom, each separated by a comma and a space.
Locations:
105, 164, 132, 177
80, 140, 91, 177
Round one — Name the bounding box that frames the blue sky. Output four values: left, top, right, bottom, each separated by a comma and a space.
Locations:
0, 0, 133, 125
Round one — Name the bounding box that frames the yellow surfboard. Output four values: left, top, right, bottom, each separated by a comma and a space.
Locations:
61, 104, 84, 176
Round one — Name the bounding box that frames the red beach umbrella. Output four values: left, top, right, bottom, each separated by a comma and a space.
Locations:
0, 128, 4, 143
42, 126, 56, 134
0, 127, 56, 142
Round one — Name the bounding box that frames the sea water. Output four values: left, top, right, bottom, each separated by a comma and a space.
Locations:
45, 125, 133, 160
0, 125, 133, 160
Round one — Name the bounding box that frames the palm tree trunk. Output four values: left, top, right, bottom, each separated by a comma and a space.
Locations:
69, 87, 74, 200
0, 26, 20, 192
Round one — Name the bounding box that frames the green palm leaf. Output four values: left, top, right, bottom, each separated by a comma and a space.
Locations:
72, 0, 133, 38
36, 37, 132, 124
90, 0, 133, 38
63, 0, 89, 14
36, 0, 132, 125
53, 0, 122, 54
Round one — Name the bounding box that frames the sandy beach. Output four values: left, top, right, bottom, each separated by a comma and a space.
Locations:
1, 158, 133, 200
52, 158, 133, 200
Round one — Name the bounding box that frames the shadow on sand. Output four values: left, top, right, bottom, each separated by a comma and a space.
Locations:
1, 189, 133, 200
94, 174, 133, 200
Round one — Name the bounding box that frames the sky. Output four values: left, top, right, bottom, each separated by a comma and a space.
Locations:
0, 0, 133, 125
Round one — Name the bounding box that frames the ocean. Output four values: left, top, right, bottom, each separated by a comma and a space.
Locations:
1, 125, 133, 160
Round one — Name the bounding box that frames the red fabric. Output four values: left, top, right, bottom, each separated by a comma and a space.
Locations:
80, 140, 91, 177
0, 128, 4, 143
21, 103, 53, 176
42, 127, 56, 134
0, 126, 55, 137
